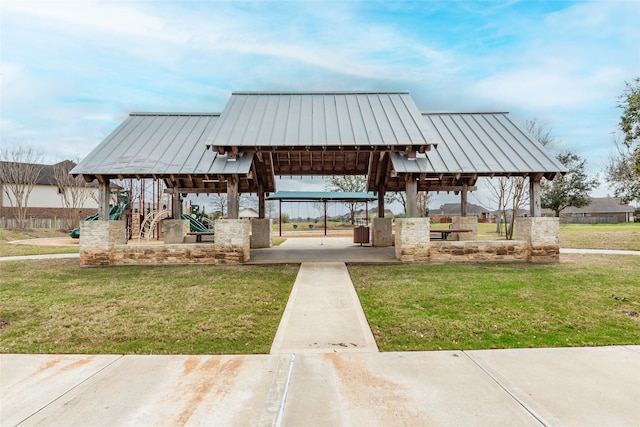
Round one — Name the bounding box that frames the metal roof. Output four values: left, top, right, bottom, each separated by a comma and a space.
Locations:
205, 91, 441, 149
389, 112, 566, 178
268, 191, 378, 201
70, 113, 226, 178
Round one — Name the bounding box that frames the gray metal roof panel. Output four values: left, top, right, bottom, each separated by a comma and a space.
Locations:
268, 191, 377, 201
205, 92, 442, 148
71, 114, 223, 177
391, 113, 566, 175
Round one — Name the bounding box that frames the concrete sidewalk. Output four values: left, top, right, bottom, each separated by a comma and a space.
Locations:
2, 347, 638, 426
270, 262, 378, 353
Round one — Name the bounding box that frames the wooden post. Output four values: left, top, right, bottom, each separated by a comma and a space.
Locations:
98, 179, 110, 220
406, 175, 418, 218
227, 175, 239, 219
530, 177, 541, 217
279, 199, 282, 237
324, 200, 327, 236
172, 193, 181, 219
378, 185, 385, 218
461, 183, 468, 217
258, 183, 265, 219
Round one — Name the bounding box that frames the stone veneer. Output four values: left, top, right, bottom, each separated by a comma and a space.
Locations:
250, 218, 272, 248
515, 217, 560, 262
79, 220, 127, 266
214, 219, 251, 263
395, 218, 430, 262
450, 216, 478, 241
162, 219, 189, 244
371, 217, 393, 247
430, 240, 529, 262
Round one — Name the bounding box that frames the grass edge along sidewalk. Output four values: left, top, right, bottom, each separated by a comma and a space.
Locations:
2, 255, 639, 354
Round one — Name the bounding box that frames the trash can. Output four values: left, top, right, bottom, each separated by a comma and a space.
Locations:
353, 226, 370, 245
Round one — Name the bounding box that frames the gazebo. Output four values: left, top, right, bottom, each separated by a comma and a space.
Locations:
71, 91, 565, 265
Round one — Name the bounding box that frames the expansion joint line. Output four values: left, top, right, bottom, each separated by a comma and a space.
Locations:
275, 353, 296, 427
461, 351, 549, 427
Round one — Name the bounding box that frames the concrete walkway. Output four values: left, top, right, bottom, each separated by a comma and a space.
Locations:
270, 262, 378, 354
2, 347, 638, 426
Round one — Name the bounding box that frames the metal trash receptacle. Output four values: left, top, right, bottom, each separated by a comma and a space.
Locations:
353, 226, 370, 245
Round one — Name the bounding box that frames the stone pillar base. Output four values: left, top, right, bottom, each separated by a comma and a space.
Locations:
515, 217, 560, 262
215, 219, 251, 262
250, 218, 272, 248
371, 217, 393, 247
79, 220, 126, 266
395, 218, 430, 262
451, 216, 478, 241
162, 219, 190, 244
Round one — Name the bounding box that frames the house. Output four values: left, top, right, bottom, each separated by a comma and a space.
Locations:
0, 160, 100, 229
430, 203, 495, 223
542, 197, 635, 223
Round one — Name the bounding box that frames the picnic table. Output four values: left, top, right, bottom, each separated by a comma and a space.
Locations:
187, 231, 215, 242
430, 229, 472, 241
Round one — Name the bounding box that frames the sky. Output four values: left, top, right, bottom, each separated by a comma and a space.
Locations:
1, 0, 639, 213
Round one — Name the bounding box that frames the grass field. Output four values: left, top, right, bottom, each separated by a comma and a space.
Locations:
0, 229, 79, 257
0, 260, 296, 354
350, 255, 640, 351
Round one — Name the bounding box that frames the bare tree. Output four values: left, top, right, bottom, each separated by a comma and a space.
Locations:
53, 160, 94, 229
210, 193, 228, 218
486, 177, 527, 239
0, 146, 44, 228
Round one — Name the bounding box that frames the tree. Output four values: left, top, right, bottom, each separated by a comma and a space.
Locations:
618, 77, 640, 174
0, 146, 44, 228
53, 160, 95, 230
324, 176, 367, 224
541, 151, 599, 217
605, 138, 640, 204
607, 78, 640, 202
486, 176, 528, 239
210, 193, 228, 219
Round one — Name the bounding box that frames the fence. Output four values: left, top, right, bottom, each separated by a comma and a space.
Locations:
0, 217, 68, 230
560, 216, 619, 224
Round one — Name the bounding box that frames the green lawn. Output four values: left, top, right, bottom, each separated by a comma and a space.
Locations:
559, 223, 640, 251
0, 229, 79, 257
0, 260, 297, 354
350, 256, 640, 352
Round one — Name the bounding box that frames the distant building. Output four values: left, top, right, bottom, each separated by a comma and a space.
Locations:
430, 203, 495, 223
542, 197, 634, 223
0, 160, 100, 228
239, 208, 259, 218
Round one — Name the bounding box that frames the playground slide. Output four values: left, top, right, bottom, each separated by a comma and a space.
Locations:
180, 214, 209, 232
69, 203, 128, 238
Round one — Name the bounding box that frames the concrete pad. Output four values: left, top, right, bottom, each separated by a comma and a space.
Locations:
281, 352, 541, 426
270, 262, 378, 353
0, 354, 121, 426
248, 237, 398, 264
9, 354, 291, 426
466, 346, 640, 427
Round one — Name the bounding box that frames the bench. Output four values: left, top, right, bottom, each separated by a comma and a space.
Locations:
430, 229, 472, 241
187, 231, 215, 242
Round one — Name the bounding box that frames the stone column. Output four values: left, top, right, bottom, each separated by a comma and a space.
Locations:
395, 217, 430, 262
162, 219, 189, 244
250, 218, 272, 248
79, 220, 126, 266
371, 217, 393, 247
214, 219, 251, 263
450, 215, 478, 241
515, 217, 560, 262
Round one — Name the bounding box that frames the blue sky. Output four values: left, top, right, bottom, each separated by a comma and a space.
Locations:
1, 0, 639, 210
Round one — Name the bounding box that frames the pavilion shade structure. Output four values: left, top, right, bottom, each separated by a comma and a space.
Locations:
70, 91, 565, 201
205, 91, 440, 151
